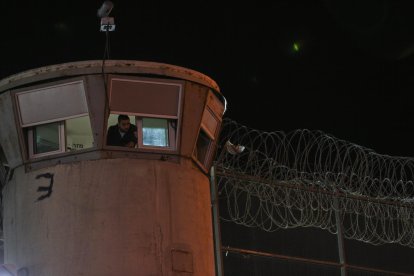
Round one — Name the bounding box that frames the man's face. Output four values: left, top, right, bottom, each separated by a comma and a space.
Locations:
118, 119, 131, 133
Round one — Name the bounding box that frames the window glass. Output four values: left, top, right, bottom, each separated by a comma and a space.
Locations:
143, 118, 169, 147
195, 129, 211, 164
34, 123, 60, 154
66, 116, 94, 151
201, 108, 219, 139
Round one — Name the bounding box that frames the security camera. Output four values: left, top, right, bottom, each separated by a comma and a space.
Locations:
97, 1, 114, 18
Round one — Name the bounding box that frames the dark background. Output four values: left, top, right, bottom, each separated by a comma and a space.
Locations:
3, 0, 414, 157
3, 1, 414, 274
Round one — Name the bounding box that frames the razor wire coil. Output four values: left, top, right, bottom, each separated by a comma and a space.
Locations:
215, 118, 414, 247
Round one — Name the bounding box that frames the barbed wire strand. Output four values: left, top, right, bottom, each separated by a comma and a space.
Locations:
215, 118, 414, 248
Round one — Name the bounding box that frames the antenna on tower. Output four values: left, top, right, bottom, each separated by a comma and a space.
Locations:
98, 1, 115, 110
98, 1, 115, 61
98, 1, 115, 32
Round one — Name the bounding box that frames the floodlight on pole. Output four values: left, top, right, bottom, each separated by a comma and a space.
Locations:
98, 1, 115, 32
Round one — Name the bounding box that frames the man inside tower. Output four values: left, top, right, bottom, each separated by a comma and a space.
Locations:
107, 114, 138, 147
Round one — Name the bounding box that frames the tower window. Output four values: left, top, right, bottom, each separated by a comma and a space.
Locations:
32, 122, 63, 155
192, 91, 224, 171
106, 76, 183, 151
15, 79, 95, 159
106, 114, 177, 150
194, 129, 212, 165
142, 118, 170, 147
28, 116, 94, 158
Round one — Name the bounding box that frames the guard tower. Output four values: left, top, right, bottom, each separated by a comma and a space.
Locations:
0, 60, 225, 275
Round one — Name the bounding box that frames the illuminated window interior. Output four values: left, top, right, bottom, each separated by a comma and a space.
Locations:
107, 77, 182, 151
142, 118, 169, 147
33, 122, 61, 154
66, 116, 94, 151
106, 113, 176, 150
28, 115, 94, 158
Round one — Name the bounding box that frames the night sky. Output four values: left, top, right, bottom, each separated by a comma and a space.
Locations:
3, 0, 414, 157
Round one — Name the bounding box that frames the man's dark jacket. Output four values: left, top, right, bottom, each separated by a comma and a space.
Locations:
106, 124, 138, 147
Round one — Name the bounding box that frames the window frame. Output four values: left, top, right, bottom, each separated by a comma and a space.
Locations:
11, 77, 96, 161
192, 91, 224, 173
200, 107, 219, 140
28, 121, 66, 158
27, 115, 96, 159
105, 75, 184, 153
194, 128, 214, 166
137, 116, 177, 150
192, 106, 221, 172
108, 76, 183, 118
106, 113, 178, 151
15, 80, 89, 128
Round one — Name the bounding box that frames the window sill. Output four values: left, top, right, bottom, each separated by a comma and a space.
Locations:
103, 145, 179, 155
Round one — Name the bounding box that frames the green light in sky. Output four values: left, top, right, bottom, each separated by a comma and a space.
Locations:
293, 42, 300, 52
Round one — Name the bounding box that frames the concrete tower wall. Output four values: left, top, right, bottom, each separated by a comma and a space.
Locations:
0, 61, 224, 275
0, 91, 22, 167
4, 159, 213, 275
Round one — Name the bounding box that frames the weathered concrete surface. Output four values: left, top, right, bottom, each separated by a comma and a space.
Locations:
0, 91, 23, 168
0, 60, 220, 94
3, 158, 214, 275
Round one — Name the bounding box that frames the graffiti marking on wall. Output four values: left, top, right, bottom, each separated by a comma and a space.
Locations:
35, 173, 54, 201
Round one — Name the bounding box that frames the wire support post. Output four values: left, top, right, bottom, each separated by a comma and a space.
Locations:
333, 189, 347, 276
210, 166, 224, 276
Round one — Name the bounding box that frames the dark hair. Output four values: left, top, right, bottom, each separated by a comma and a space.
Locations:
118, 114, 130, 122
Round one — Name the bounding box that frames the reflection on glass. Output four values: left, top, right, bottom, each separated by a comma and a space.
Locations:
143, 118, 169, 147
195, 129, 211, 164
34, 123, 60, 154
66, 116, 94, 151
202, 108, 218, 138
